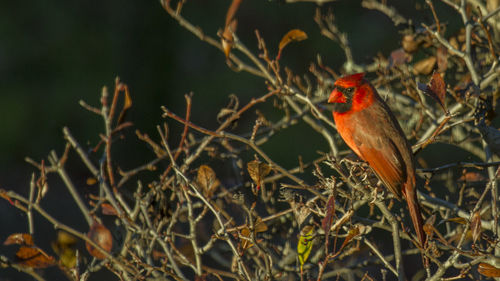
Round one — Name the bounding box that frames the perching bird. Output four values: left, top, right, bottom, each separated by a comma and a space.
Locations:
328, 73, 425, 247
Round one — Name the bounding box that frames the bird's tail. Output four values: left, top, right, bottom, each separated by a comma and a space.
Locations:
404, 187, 426, 248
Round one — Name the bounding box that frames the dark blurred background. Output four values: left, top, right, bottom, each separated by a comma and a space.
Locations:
0, 0, 460, 280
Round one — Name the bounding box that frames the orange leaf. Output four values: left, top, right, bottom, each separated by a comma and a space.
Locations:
101, 203, 119, 216
277, 29, 308, 60
471, 211, 482, 244
221, 0, 242, 59
86, 223, 113, 259
16, 246, 55, 268
86, 177, 97, 186
447, 217, 467, 224
4, 233, 34, 246
478, 263, 500, 277
338, 225, 360, 252
225, 0, 242, 27
117, 84, 133, 125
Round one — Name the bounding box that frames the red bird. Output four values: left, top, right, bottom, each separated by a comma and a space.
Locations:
328, 73, 425, 247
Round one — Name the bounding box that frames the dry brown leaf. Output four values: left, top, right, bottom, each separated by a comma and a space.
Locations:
101, 203, 119, 216
221, 0, 242, 59
16, 246, 55, 268
478, 263, 500, 277
423, 214, 436, 236
389, 48, 411, 67
418, 71, 447, 112
458, 172, 487, 183
117, 84, 133, 125
413, 56, 436, 75
247, 160, 271, 191
338, 225, 360, 253
196, 165, 218, 198
4, 233, 34, 246
402, 34, 420, 53
447, 217, 467, 224
86, 223, 113, 259
239, 217, 267, 250
277, 29, 308, 60
222, 19, 237, 59
321, 195, 335, 237
436, 46, 448, 73
471, 211, 482, 244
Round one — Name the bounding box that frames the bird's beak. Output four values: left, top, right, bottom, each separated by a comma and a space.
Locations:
328, 87, 346, 103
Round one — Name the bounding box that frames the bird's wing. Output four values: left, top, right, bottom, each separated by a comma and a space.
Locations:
350, 103, 410, 200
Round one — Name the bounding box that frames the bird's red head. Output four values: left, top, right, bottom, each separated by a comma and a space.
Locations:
328, 73, 373, 114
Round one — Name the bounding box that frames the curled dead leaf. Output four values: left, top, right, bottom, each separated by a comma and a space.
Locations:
4, 233, 34, 246
277, 29, 308, 60
16, 246, 55, 268
418, 71, 447, 112
221, 0, 242, 59
247, 160, 271, 191
86, 223, 113, 259
321, 195, 335, 237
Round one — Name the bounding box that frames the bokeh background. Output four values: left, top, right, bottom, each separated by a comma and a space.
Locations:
0, 0, 461, 279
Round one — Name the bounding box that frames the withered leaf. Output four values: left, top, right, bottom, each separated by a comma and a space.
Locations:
338, 225, 360, 253
86, 177, 97, 186
321, 195, 335, 237
423, 214, 436, 236
436, 46, 448, 73
412, 56, 436, 75
221, 0, 242, 59
196, 165, 218, 198
86, 223, 113, 260
4, 233, 34, 246
478, 263, 500, 277
418, 71, 447, 112
389, 48, 411, 68
247, 160, 271, 191
471, 211, 482, 244
16, 246, 55, 268
240, 217, 268, 250
117, 84, 133, 125
402, 34, 420, 53
458, 172, 487, 183
222, 19, 237, 59
277, 29, 308, 60
101, 203, 119, 216
447, 217, 467, 224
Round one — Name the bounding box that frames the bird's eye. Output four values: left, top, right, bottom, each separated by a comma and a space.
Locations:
345, 87, 355, 94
